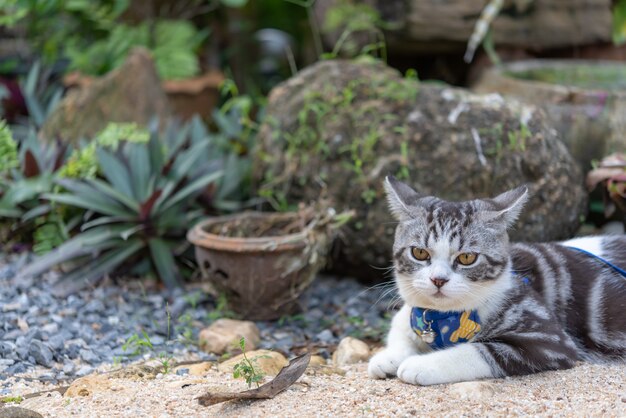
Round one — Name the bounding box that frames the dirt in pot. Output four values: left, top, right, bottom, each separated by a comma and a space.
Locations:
204, 213, 311, 238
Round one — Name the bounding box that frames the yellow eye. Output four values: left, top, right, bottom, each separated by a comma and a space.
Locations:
411, 248, 430, 261
457, 253, 478, 265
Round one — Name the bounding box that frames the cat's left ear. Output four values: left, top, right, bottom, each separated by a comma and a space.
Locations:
479, 185, 529, 227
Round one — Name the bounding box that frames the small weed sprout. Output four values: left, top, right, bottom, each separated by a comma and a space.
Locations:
158, 352, 175, 374
176, 312, 195, 346
232, 337, 265, 388
122, 331, 153, 356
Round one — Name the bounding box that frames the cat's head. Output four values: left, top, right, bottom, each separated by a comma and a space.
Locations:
384, 176, 528, 311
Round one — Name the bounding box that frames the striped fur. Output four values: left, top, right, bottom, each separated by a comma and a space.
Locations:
368, 176, 626, 385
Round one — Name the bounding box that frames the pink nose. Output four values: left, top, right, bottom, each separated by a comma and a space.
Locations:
431, 277, 449, 288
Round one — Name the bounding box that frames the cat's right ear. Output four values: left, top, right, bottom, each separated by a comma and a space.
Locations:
383, 175, 421, 220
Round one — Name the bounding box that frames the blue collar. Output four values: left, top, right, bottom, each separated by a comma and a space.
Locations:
410, 307, 481, 350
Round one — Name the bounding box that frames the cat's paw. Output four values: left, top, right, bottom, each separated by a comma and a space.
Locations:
397, 355, 444, 386
368, 349, 406, 379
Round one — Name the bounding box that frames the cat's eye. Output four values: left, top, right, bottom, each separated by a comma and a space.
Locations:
457, 253, 478, 266
410, 247, 430, 261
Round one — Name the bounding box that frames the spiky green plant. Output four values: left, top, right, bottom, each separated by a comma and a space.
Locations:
21, 125, 225, 294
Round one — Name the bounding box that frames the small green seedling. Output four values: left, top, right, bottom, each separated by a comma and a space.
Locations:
122, 331, 154, 356
232, 337, 265, 388
158, 352, 175, 374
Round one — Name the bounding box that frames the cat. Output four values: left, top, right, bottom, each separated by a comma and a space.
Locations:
368, 176, 626, 386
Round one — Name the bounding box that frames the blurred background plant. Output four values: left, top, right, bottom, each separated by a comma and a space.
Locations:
587, 153, 626, 228
2, 0, 626, 292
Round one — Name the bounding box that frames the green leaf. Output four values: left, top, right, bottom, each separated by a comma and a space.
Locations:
96, 147, 134, 198
127, 142, 151, 201
20, 226, 131, 278
54, 178, 134, 217
160, 170, 223, 213
86, 178, 140, 212
220, 0, 248, 7
52, 239, 144, 296
44, 193, 132, 218
80, 216, 130, 231
148, 238, 180, 288
614, 0, 626, 45
21, 204, 52, 221
0, 176, 54, 206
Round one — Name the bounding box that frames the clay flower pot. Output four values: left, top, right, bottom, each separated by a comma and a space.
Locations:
187, 208, 348, 320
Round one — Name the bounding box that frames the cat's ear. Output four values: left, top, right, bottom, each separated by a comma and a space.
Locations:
383, 175, 422, 220
479, 185, 530, 227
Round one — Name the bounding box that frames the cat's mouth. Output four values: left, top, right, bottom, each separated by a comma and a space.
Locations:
432, 290, 448, 299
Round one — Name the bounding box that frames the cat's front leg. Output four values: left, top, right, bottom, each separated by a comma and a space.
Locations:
368, 305, 425, 379
397, 343, 494, 385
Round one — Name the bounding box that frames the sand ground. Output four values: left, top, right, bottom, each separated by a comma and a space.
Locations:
3, 361, 625, 417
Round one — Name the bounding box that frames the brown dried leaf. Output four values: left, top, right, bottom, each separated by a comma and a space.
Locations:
197, 353, 311, 407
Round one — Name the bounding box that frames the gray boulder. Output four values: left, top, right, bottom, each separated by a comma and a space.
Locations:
253, 59, 586, 279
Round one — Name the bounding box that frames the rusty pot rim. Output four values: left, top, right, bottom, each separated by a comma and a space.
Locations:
187, 211, 314, 252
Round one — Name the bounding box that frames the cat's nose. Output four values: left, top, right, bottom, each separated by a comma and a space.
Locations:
430, 277, 449, 288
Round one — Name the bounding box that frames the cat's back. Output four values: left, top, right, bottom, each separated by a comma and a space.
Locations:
510, 235, 626, 360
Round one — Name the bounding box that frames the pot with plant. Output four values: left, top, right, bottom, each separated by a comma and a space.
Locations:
187, 205, 352, 320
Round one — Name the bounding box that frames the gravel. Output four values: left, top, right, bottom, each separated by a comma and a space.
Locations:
0, 251, 393, 385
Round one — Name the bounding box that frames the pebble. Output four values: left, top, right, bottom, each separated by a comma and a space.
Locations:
0, 251, 393, 383
175, 368, 189, 376
29, 340, 54, 367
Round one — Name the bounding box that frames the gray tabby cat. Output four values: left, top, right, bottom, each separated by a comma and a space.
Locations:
368, 176, 626, 385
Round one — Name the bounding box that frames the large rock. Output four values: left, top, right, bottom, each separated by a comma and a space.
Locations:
253, 59, 586, 279
41, 48, 171, 143
332, 337, 371, 366
198, 319, 260, 355
217, 350, 288, 377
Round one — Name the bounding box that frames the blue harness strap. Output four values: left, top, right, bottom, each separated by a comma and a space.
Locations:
565, 245, 626, 279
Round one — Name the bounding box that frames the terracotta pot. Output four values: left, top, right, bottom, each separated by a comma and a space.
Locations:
163, 71, 223, 121
187, 210, 333, 320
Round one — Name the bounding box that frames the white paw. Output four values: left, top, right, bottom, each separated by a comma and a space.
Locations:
367, 349, 405, 379
397, 356, 443, 386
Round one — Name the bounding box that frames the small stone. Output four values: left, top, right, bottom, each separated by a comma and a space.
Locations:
186, 362, 213, 376
79, 349, 100, 365
75, 365, 94, 377
449, 381, 497, 399
63, 360, 76, 375
65, 374, 111, 397
332, 337, 371, 366
309, 355, 327, 366
5, 363, 26, 375
316, 329, 334, 343
47, 331, 72, 351
176, 368, 189, 376
0, 407, 44, 418
198, 319, 260, 355
218, 350, 288, 376
66, 344, 81, 359
29, 340, 54, 367
0, 341, 16, 356
41, 323, 59, 335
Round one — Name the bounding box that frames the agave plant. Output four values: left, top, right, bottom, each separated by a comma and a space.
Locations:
21, 126, 225, 295
0, 125, 74, 252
